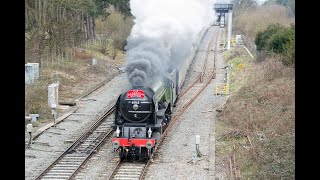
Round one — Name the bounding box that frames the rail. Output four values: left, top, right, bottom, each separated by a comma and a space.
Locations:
35, 106, 115, 180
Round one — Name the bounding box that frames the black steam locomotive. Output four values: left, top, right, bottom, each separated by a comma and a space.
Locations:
111, 71, 177, 160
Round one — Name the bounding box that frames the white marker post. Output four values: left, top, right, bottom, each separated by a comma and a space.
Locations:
92, 58, 97, 66
25, 63, 39, 85
192, 151, 197, 165
195, 135, 202, 157
48, 82, 59, 126
27, 123, 33, 147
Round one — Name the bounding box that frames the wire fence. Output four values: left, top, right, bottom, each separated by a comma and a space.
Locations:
35, 38, 107, 68
241, 35, 257, 58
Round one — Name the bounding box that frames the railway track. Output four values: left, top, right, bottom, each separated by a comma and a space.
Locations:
35, 106, 116, 180
107, 26, 220, 180
178, 27, 219, 99
35, 26, 220, 180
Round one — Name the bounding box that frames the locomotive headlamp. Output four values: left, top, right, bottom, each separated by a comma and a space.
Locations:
116, 126, 120, 137
146, 141, 153, 149
133, 104, 139, 111
113, 140, 120, 149
148, 127, 152, 138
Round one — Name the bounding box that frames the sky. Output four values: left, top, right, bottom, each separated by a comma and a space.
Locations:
215, 0, 267, 5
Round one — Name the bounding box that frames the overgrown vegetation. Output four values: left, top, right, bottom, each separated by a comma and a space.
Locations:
217, 50, 294, 179
216, 1, 295, 179
255, 23, 295, 65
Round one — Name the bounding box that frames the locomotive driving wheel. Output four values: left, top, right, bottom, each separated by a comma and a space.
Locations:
119, 147, 128, 161
147, 147, 155, 161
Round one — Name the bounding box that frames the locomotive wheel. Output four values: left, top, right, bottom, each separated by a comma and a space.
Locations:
138, 147, 142, 160
119, 147, 128, 161
147, 147, 155, 161
119, 148, 124, 160
149, 149, 152, 158
165, 113, 171, 123
147, 149, 151, 160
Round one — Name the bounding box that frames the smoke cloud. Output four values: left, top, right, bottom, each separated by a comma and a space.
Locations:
125, 0, 216, 87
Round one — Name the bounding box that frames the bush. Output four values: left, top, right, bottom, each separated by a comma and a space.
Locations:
255, 24, 295, 65
255, 24, 285, 51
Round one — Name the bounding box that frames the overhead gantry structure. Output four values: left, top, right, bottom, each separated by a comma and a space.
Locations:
214, 3, 233, 50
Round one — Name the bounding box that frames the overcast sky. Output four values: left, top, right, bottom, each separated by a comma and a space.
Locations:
215, 0, 267, 5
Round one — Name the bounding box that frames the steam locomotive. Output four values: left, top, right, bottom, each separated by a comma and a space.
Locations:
111, 29, 208, 161
111, 68, 181, 161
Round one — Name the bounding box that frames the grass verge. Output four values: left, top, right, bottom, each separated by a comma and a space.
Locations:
215, 47, 295, 179
25, 47, 125, 124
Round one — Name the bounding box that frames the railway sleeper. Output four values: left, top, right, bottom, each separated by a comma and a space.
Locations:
114, 174, 141, 178
44, 172, 73, 176
117, 168, 144, 172
118, 165, 144, 168
59, 158, 84, 162
63, 156, 86, 159
51, 167, 78, 170
54, 164, 79, 167
55, 161, 82, 164
41, 175, 70, 179
116, 171, 143, 175
47, 169, 76, 173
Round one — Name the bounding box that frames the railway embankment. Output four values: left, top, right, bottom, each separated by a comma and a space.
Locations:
25, 72, 128, 180
215, 46, 294, 179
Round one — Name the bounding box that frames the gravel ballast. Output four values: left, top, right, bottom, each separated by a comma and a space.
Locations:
25, 73, 128, 180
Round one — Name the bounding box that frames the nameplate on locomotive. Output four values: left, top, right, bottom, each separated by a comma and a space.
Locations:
127, 90, 145, 99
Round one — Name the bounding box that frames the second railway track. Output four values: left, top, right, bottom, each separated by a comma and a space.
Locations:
35, 106, 116, 180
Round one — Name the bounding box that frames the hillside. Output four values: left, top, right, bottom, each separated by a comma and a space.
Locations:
215, 2, 295, 179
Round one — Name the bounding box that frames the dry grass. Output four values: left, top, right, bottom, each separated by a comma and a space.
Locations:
215, 5, 295, 179
25, 48, 125, 122
216, 48, 295, 179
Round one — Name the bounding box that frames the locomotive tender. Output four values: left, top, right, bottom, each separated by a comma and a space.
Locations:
111, 29, 208, 161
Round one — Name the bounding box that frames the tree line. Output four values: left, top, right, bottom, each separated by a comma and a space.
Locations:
25, 0, 131, 66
